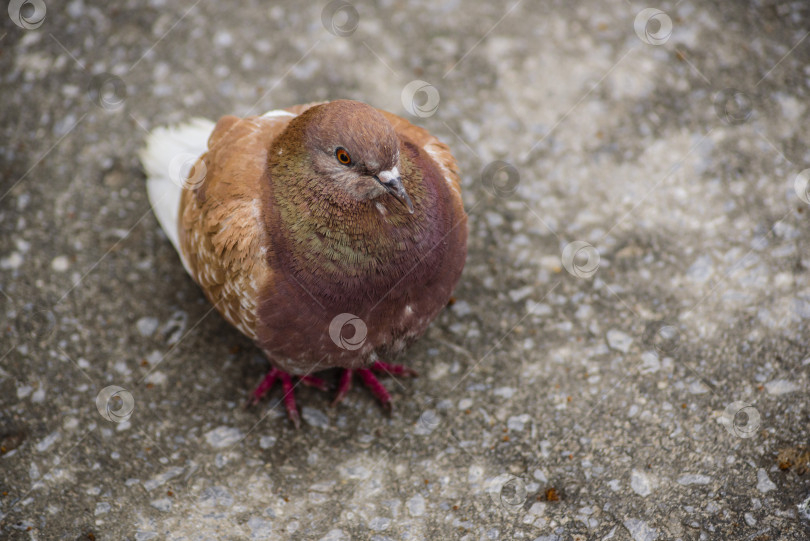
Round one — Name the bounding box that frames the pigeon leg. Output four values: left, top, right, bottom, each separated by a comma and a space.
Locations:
278, 371, 300, 429
248, 368, 279, 406
331, 361, 417, 411
300, 374, 329, 391
369, 360, 419, 378
248, 368, 329, 428
330, 369, 354, 407
357, 367, 393, 412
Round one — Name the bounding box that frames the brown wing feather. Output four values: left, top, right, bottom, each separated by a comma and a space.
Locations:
178, 114, 292, 340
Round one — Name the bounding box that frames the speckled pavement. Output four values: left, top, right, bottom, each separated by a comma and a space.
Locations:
2, 1, 810, 539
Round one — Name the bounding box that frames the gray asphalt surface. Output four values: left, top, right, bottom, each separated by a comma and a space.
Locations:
2, 0, 810, 539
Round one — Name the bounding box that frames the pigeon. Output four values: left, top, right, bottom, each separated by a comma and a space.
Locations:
139, 100, 467, 426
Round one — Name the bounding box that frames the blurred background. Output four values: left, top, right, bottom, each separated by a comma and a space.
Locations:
2, 0, 810, 539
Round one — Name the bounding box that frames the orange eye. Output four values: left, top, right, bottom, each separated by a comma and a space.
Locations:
336, 147, 352, 165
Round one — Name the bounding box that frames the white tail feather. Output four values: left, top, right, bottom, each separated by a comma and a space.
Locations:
139, 118, 215, 274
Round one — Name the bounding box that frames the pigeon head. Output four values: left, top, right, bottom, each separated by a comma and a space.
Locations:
290, 100, 414, 213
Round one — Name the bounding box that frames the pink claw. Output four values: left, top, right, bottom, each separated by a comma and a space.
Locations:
370, 361, 419, 377
249, 362, 417, 425
331, 369, 354, 407
357, 368, 392, 411
249, 369, 279, 406
248, 368, 328, 428
300, 374, 329, 391
279, 372, 300, 429
331, 362, 418, 412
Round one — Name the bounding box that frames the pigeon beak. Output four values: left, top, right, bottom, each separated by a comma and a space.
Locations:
375, 167, 415, 214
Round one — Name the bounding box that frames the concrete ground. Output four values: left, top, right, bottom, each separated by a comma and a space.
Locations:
2, 0, 810, 539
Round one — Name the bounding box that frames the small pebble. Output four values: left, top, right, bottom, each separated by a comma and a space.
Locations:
631, 469, 652, 497
606, 329, 633, 353
302, 407, 329, 429
259, 435, 277, 449
204, 426, 244, 449
507, 413, 530, 431
136, 317, 160, 337
150, 498, 172, 512
677, 474, 711, 486
94, 502, 111, 516
756, 469, 776, 493
623, 518, 659, 541
407, 493, 425, 517
368, 517, 390, 531
0, 252, 23, 269
764, 379, 800, 395
51, 255, 70, 272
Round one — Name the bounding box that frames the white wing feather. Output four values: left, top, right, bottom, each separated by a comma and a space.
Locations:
139, 118, 215, 274
140, 110, 298, 274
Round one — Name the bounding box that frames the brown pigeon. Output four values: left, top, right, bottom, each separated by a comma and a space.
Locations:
140, 100, 467, 426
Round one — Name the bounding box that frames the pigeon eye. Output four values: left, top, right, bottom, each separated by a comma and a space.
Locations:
335, 147, 352, 165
